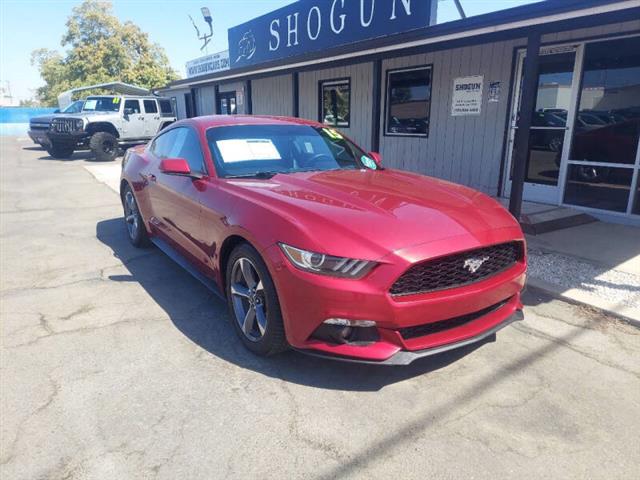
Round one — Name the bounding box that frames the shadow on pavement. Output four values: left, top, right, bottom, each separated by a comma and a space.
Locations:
96, 217, 492, 392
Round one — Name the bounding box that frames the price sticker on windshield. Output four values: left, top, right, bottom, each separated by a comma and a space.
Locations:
112, 97, 120, 104
322, 128, 343, 140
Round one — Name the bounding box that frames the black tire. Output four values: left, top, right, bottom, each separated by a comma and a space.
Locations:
122, 184, 150, 248
46, 142, 74, 159
225, 243, 288, 356
89, 131, 119, 162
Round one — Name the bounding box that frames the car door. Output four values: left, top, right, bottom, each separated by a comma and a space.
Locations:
122, 99, 145, 139
142, 99, 162, 137
146, 127, 209, 270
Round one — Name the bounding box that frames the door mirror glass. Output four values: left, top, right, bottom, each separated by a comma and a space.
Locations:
159, 158, 191, 175
124, 107, 134, 116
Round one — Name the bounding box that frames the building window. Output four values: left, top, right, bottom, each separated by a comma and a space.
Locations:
320, 79, 350, 128
385, 66, 432, 137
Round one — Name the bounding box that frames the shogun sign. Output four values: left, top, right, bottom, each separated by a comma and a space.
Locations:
186, 50, 230, 78
228, 0, 434, 68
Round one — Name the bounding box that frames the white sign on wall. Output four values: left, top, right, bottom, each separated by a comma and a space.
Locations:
452, 75, 484, 116
186, 50, 230, 78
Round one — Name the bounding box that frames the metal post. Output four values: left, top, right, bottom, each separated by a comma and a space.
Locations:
214, 85, 220, 115
246, 80, 253, 115
509, 30, 541, 220
371, 59, 382, 153
292, 72, 299, 117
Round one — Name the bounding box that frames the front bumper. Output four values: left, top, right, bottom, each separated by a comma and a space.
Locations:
263, 234, 527, 364
27, 129, 50, 145
295, 309, 523, 365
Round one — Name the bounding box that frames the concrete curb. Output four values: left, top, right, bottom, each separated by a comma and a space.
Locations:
527, 277, 640, 328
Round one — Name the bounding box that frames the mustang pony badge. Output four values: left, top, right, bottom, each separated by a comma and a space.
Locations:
464, 256, 490, 274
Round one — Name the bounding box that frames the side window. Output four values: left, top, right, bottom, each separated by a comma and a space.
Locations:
385, 66, 432, 137
143, 99, 158, 114
153, 128, 205, 174
124, 99, 141, 114
320, 79, 350, 127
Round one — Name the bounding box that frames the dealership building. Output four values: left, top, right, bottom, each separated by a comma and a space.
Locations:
160, 0, 640, 224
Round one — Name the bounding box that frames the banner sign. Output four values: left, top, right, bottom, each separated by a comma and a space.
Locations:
228, 0, 434, 69
186, 50, 230, 78
451, 75, 484, 116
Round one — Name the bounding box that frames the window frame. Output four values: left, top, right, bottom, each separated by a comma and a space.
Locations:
149, 125, 208, 175
318, 77, 352, 129
384, 64, 433, 138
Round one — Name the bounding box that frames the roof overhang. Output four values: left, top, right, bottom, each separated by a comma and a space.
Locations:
57, 82, 151, 108
162, 0, 640, 90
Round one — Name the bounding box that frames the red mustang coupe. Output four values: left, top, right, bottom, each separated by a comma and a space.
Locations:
120, 115, 526, 365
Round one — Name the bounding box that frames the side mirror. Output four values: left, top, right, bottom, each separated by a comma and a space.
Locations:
159, 158, 192, 175
369, 152, 383, 169
124, 107, 134, 116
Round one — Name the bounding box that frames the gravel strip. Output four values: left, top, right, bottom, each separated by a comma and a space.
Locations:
527, 247, 640, 309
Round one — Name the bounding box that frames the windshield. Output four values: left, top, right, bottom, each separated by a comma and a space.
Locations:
82, 97, 121, 112
63, 100, 84, 113
207, 125, 377, 178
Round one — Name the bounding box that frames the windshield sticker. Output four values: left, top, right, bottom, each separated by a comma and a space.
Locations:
84, 99, 97, 110
216, 139, 282, 163
361, 155, 377, 170
322, 128, 343, 140
112, 97, 120, 104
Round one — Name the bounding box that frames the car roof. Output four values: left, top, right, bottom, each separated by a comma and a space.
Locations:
187, 115, 323, 130
85, 95, 167, 100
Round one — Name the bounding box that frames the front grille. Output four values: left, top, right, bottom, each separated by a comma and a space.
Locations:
390, 242, 522, 296
51, 118, 77, 133
398, 299, 509, 339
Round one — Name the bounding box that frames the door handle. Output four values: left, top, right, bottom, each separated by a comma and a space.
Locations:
141, 173, 157, 183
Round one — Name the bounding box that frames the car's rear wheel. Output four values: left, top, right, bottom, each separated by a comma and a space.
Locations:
226, 244, 288, 356
90, 131, 119, 162
46, 141, 74, 159
122, 185, 150, 248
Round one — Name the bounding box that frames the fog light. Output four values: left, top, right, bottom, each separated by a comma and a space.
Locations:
323, 318, 377, 328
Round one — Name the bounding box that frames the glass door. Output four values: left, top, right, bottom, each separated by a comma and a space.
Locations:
562, 36, 640, 216
504, 46, 580, 204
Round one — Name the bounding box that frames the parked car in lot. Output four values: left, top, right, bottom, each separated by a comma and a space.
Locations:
45, 95, 176, 161
120, 115, 526, 364
28, 100, 85, 147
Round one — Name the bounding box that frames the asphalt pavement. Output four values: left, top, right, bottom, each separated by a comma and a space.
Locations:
1, 136, 639, 480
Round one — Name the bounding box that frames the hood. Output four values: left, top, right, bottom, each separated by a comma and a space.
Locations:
226, 169, 520, 258
30, 114, 56, 124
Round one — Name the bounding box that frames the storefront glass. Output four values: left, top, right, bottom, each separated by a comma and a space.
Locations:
564, 36, 640, 215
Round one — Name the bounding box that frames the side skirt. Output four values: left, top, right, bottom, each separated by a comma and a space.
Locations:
150, 237, 225, 301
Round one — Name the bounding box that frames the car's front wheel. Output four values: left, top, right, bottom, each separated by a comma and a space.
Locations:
46, 141, 74, 159
90, 131, 119, 161
226, 243, 288, 356
122, 184, 150, 248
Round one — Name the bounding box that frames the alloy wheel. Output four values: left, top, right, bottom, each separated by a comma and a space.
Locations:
230, 257, 267, 342
124, 190, 140, 240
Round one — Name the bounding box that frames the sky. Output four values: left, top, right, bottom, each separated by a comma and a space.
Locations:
0, 0, 542, 103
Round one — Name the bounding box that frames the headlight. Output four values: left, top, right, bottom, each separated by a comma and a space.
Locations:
75, 119, 84, 130
279, 243, 376, 278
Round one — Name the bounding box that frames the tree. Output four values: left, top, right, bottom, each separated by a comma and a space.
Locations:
31, 0, 179, 106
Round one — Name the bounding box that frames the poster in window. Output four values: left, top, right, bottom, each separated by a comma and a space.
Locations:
452, 76, 484, 116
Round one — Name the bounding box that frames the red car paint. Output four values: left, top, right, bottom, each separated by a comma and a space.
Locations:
121, 115, 526, 364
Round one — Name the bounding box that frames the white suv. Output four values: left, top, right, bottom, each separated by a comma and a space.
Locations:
45, 95, 177, 161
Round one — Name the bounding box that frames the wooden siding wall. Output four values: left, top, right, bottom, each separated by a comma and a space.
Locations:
299, 63, 374, 150
252, 75, 293, 116
379, 38, 522, 195
196, 85, 217, 116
